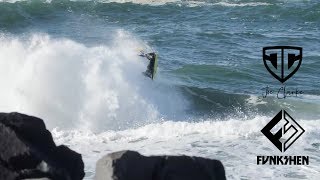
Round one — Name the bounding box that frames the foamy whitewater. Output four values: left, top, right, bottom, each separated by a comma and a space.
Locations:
0, 0, 320, 179
0, 33, 188, 130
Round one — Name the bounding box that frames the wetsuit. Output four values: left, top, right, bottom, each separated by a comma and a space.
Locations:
144, 52, 156, 78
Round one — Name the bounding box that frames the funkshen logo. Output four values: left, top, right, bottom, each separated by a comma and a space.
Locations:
261, 110, 305, 152
263, 46, 302, 83
257, 110, 309, 165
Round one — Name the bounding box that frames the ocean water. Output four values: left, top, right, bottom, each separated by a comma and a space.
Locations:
0, 0, 320, 179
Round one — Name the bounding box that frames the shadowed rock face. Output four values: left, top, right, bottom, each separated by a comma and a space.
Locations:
95, 150, 226, 180
0, 112, 85, 180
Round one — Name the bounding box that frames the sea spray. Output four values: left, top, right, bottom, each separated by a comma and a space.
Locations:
0, 32, 188, 131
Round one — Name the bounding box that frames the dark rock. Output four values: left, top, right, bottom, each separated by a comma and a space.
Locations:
95, 150, 226, 180
0, 112, 85, 180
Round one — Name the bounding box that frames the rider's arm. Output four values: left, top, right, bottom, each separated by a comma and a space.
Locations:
139, 51, 152, 61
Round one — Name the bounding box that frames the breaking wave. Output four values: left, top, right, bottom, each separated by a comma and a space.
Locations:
0, 32, 188, 131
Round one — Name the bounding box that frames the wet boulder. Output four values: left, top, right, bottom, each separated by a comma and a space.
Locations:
0, 112, 85, 180
95, 150, 226, 180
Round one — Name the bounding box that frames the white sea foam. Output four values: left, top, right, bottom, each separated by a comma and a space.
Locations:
213, 2, 271, 7
0, 0, 272, 7
246, 95, 267, 105
52, 116, 320, 179
0, 0, 177, 5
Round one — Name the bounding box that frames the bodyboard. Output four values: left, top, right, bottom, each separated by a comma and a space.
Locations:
151, 54, 158, 80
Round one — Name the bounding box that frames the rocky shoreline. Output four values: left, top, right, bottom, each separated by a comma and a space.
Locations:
0, 113, 226, 180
